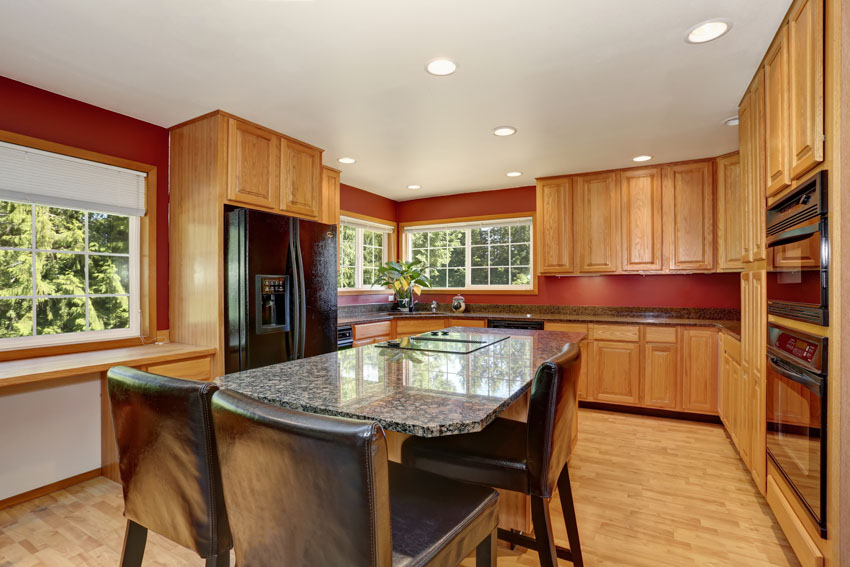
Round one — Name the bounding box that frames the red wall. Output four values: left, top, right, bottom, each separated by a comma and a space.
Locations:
340, 183, 397, 221
343, 182, 742, 310
0, 76, 170, 329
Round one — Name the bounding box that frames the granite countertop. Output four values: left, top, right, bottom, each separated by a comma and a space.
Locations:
216, 327, 585, 437
338, 310, 742, 340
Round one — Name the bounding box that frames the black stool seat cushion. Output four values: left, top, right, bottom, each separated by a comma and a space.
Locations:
401, 417, 529, 494
389, 462, 498, 567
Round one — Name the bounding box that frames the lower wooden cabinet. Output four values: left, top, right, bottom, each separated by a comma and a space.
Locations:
395, 318, 448, 338
353, 321, 393, 346
544, 322, 589, 399
680, 328, 719, 413
643, 342, 679, 409
449, 318, 487, 327
590, 340, 641, 405
146, 356, 213, 381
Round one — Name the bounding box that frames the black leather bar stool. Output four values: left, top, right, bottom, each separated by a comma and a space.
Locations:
210, 389, 500, 567
401, 344, 584, 567
106, 366, 232, 567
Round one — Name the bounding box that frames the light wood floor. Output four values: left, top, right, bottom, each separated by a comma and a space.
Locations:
1, 410, 799, 567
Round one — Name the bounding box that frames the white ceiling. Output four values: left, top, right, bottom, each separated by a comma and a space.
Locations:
0, 0, 791, 201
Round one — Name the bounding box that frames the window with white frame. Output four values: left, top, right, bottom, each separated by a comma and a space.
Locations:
0, 141, 146, 348
338, 216, 394, 290
403, 217, 533, 290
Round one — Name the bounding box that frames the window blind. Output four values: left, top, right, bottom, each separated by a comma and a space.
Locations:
340, 215, 394, 233
0, 141, 148, 216
403, 216, 531, 234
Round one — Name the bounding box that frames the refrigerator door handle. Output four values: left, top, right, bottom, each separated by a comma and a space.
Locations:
288, 222, 300, 360
295, 223, 307, 359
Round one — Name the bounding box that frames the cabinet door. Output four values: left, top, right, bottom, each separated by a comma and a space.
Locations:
749, 270, 767, 493
227, 119, 278, 209
681, 328, 718, 413
280, 139, 321, 217
765, 26, 791, 197
536, 179, 574, 273
575, 173, 619, 273
147, 357, 213, 382
320, 166, 341, 225
591, 340, 640, 405
750, 71, 768, 262
739, 93, 753, 264
716, 153, 745, 271
620, 168, 662, 271
643, 342, 679, 409
663, 162, 715, 271
788, 0, 824, 179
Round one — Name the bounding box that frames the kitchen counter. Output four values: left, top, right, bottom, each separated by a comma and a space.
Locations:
216, 327, 584, 437
338, 310, 741, 340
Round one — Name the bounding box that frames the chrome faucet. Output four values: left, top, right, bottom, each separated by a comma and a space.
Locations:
431, 300, 438, 313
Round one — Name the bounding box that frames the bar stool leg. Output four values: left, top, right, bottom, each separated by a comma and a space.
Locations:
557, 465, 584, 567
530, 496, 558, 567
476, 527, 497, 567
119, 520, 147, 567
206, 552, 231, 567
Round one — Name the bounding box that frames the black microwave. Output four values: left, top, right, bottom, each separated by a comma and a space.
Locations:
766, 171, 828, 326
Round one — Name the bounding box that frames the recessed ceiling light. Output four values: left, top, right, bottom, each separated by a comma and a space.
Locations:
633, 155, 653, 162
407, 184, 421, 190
506, 171, 522, 177
724, 116, 740, 126
337, 157, 356, 164
686, 19, 732, 44
425, 58, 457, 76
492, 126, 517, 137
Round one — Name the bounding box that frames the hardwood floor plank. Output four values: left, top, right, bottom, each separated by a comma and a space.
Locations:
0, 409, 798, 567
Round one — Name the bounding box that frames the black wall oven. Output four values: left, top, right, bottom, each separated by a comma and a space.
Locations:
765, 323, 827, 537
765, 170, 828, 326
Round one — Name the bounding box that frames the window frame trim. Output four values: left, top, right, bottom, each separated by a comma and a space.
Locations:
399, 212, 538, 295
0, 128, 159, 362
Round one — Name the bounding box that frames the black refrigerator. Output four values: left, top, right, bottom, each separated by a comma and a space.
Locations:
224, 207, 338, 373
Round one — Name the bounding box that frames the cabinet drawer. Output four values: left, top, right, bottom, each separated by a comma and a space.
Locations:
395, 318, 448, 337
544, 322, 588, 335
644, 326, 677, 344
147, 357, 212, 382
353, 321, 392, 340
723, 332, 741, 363
590, 324, 640, 342
448, 318, 487, 328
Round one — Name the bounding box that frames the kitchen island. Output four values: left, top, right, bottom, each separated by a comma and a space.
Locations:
216, 326, 585, 531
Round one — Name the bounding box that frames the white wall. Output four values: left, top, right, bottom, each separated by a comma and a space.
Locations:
0, 373, 101, 500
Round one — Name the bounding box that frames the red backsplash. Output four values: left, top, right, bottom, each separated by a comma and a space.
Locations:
0, 75, 171, 329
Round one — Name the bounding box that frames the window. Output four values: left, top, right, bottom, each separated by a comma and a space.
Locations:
0, 201, 140, 345
403, 217, 533, 290
338, 216, 394, 290
0, 140, 147, 349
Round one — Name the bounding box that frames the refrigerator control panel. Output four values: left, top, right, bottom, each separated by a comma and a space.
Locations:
255, 274, 290, 334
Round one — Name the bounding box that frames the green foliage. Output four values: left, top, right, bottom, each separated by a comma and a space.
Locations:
0, 200, 131, 339
371, 260, 431, 300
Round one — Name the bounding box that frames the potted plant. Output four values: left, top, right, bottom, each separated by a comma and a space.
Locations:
372, 260, 431, 312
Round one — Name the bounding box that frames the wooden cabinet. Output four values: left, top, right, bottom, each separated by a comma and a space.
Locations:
765, 26, 791, 197
716, 153, 745, 271
748, 270, 767, 493
680, 328, 718, 413
620, 168, 662, 271
319, 166, 341, 225
352, 321, 393, 346
448, 318, 487, 327
740, 70, 768, 263
575, 173, 619, 273
643, 342, 678, 409
591, 340, 641, 405
545, 322, 589, 399
394, 318, 448, 338
536, 179, 574, 274
227, 118, 278, 209
280, 139, 321, 218
788, 0, 824, 179
146, 356, 213, 382
663, 162, 715, 271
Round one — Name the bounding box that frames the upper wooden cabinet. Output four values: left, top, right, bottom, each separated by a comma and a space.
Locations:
280, 139, 321, 218
574, 172, 619, 273
227, 118, 279, 209
788, 0, 824, 179
716, 153, 745, 271
620, 168, 662, 272
663, 161, 715, 272
765, 26, 791, 197
747, 71, 768, 263
319, 166, 341, 225
536, 178, 575, 274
